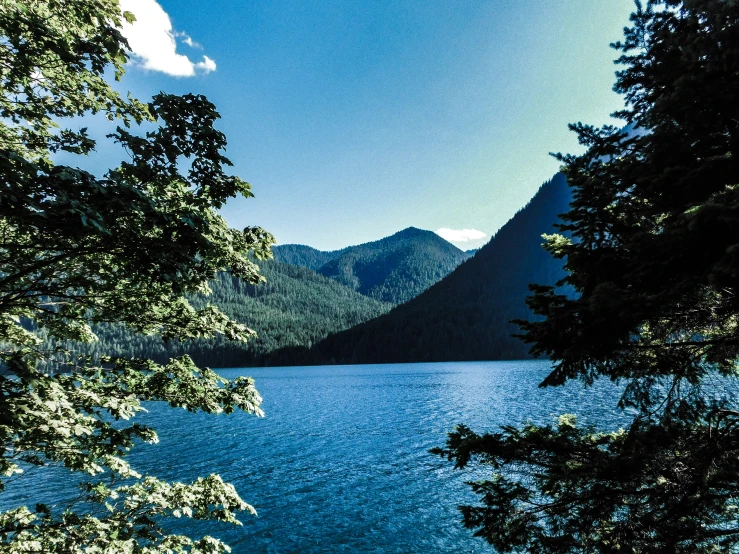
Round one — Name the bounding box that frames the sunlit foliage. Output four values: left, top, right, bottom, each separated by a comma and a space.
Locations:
0, 0, 273, 551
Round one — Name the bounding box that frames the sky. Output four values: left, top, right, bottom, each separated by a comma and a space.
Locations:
94, 0, 635, 251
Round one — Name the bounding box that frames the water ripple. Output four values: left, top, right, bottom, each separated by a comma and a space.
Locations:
3, 361, 626, 553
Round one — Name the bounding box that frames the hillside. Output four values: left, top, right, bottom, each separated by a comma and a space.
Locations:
56, 260, 391, 367
53, 176, 569, 368
276, 227, 470, 304
55, 226, 471, 367
271, 244, 342, 271
274, 173, 572, 365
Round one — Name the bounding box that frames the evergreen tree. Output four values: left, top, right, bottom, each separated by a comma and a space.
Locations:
0, 1, 273, 551
435, 1, 739, 552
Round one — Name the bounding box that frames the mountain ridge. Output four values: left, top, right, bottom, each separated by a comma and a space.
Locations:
270, 173, 572, 365
274, 227, 471, 304
65, 175, 572, 369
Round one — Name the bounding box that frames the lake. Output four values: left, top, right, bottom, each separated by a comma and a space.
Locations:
3, 360, 627, 553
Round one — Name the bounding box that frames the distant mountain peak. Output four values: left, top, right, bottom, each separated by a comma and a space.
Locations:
393, 226, 429, 236
273, 225, 471, 304
390, 227, 467, 250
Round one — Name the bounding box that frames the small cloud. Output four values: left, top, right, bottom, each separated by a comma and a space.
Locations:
436, 227, 487, 243
119, 0, 215, 77
176, 32, 202, 49
195, 56, 217, 73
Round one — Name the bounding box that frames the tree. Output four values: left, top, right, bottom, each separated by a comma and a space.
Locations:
434, 1, 739, 552
0, 1, 274, 551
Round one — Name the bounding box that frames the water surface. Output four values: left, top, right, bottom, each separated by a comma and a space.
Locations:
5, 360, 626, 553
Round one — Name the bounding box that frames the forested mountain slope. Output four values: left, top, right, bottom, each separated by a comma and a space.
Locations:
57, 176, 568, 368
55, 261, 391, 367
271, 244, 342, 271
58, 226, 470, 368
276, 228, 470, 304
276, 173, 572, 364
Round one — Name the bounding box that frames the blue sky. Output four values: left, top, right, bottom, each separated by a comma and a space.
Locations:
107, 0, 634, 250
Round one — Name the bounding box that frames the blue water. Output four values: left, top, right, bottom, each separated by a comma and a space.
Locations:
3, 361, 627, 552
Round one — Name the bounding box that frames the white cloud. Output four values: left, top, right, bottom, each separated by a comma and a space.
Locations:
195, 55, 217, 73
436, 228, 488, 243
176, 32, 202, 49
119, 0, 216, 77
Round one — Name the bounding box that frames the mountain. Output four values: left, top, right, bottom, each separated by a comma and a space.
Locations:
271, 244, 341, 271
52, 176, 568, 369
57, 260, 391, 367
275, 227, 471, 304
275, 173, 572, 365
57, 226, 471, 368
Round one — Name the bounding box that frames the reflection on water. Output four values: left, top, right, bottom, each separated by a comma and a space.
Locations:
3, 360, 626, 553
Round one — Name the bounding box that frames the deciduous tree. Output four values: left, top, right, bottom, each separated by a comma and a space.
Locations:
0, 1, 273, 551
